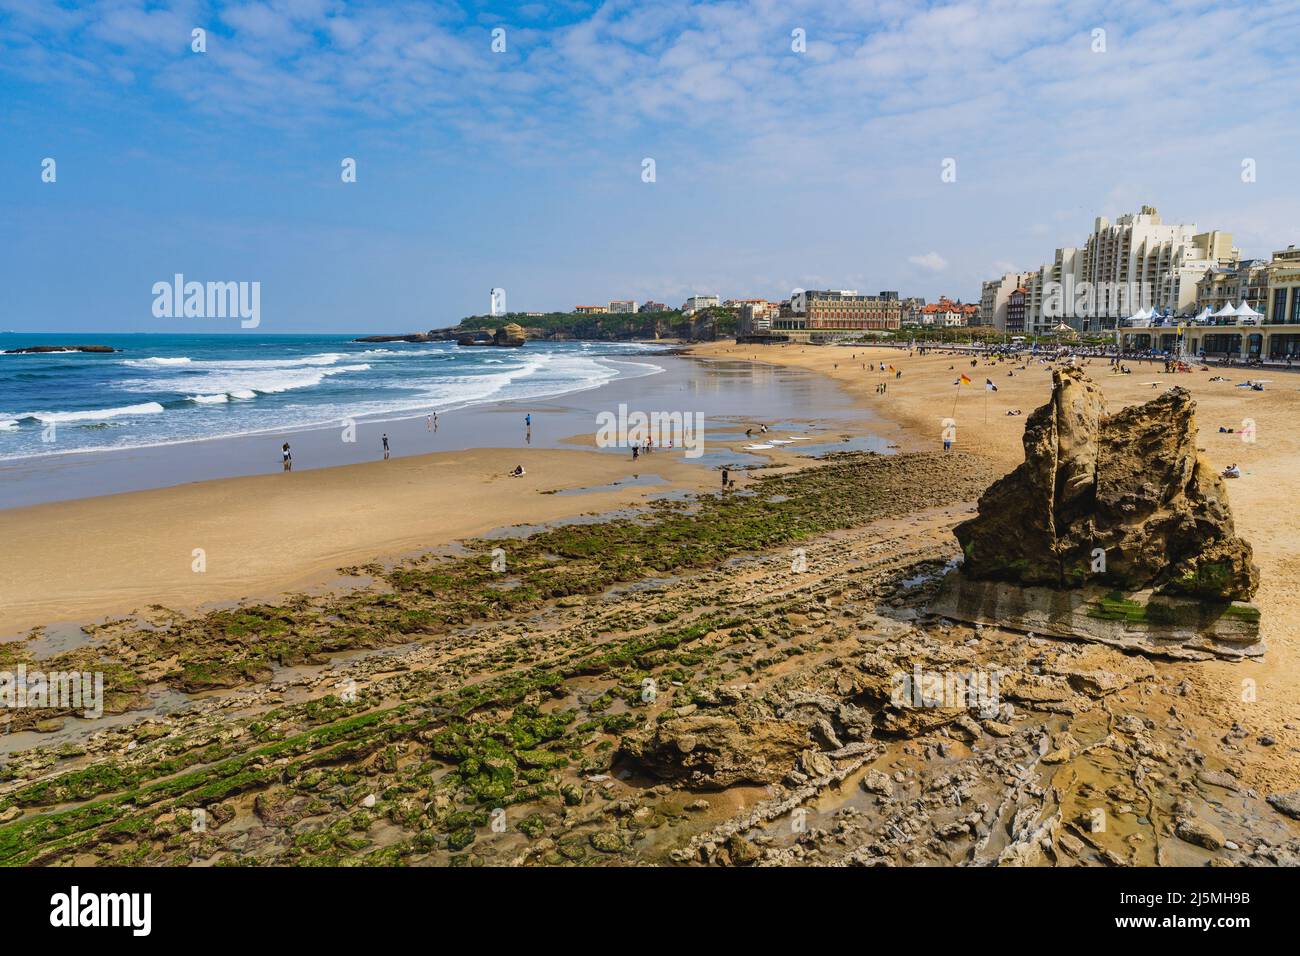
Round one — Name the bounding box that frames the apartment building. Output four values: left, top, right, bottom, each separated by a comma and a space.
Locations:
984, 206, 1239, 336
1196, 260, 1271, 313
682, 295, 721, 314
980, 272, 1037, 330
607, 300, 638, 313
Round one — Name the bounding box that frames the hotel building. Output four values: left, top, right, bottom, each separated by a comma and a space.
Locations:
796, 290, 903, 337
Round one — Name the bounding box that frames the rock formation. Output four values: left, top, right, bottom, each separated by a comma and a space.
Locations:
935, 367, 1262, 658
493, 322, 526, 347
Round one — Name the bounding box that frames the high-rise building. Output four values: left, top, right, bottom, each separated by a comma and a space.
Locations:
991, 206, 1240, 335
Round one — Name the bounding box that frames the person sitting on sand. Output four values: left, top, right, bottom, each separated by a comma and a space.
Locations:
1223, 463, 1241, 479
510, 465, 526, 477
1219, 426, 1235, 433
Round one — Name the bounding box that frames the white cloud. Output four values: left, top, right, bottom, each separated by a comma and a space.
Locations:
909, 252, 948, 272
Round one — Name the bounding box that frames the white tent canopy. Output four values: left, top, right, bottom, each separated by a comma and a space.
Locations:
1235, 301, 1263, 318
1193, 307, 1212, 322
1213, 302, 1238, 317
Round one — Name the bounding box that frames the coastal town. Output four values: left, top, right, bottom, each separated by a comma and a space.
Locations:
525, 205, 1299, 363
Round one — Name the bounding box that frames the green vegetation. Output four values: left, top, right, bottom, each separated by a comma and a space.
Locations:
0, 451, 997, 866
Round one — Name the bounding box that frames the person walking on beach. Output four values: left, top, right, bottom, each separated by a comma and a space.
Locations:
633, 445, 639, 461
426, 415, 432, 432
721, 466, 730, 489
382, 433, 390, 460
282, 442, 293, 472
434, 412, 439, 432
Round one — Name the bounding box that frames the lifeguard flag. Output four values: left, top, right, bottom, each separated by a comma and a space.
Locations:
985, 378, 997, 391
887, 364, 896, 372
959, 373, 972, 385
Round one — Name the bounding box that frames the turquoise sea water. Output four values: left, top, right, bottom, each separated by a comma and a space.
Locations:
0, 333, 668, 461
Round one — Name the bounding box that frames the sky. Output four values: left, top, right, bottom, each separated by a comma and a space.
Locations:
2, 0, 1299, 333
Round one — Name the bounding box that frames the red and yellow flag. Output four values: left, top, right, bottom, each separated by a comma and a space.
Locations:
958, 373, 972, 385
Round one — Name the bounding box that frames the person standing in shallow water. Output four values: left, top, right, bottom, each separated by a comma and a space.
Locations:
382, 433, 390, 460
282, 442, 292, 472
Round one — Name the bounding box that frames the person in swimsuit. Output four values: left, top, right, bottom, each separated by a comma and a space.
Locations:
382, 434, 390, 460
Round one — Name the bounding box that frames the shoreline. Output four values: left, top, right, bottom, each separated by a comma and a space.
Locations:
0, 353, 880, 634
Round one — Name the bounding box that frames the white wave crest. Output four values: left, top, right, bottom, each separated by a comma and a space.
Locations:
15, 402, 167, 423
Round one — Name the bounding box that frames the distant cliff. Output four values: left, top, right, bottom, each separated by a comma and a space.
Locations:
353, 308, 735, 345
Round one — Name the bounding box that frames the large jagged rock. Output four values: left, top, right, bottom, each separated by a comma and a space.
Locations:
934, 368, 1262, 659
954, 367, 1257, 600
493, 323, 526, 347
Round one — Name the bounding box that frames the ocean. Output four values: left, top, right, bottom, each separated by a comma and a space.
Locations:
0, 333, 669, 462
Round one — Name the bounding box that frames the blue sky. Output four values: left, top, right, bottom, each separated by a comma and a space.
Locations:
2, 0, 1299, 333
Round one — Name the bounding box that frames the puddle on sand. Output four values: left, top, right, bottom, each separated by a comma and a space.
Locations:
550, 474, 667, 496
7, 620, 95, 657
797, 435, 896, 457
690, 451, 768, 468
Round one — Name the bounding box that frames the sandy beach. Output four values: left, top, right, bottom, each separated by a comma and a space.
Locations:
0, 446, 717, 633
